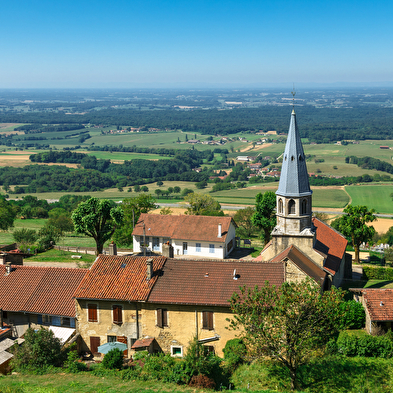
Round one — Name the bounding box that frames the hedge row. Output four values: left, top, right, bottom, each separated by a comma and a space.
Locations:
362, 266, 393, 280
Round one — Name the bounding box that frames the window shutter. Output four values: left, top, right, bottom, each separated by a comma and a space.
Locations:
157, 308, 163, 328
162, 309, 168, 327
113, 305, 122, 324
208, 311, 214, 330
88, 304, 97, 322
202, 311, 208, 329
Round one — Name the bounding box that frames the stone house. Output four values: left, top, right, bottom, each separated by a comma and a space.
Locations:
73, 255, 284, 358
0, 264, 87, 339
132, 214, 237, 259
256, 108, 351, 289
350, 288, 393, 334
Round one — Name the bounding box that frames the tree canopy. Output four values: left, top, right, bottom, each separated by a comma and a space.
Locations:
332, 204, 376, 263
229, 279, 344, 390
184, 193, 223, 216
112, 194, 157, 247
251, 191, 276, 245
72, 198, 123, 255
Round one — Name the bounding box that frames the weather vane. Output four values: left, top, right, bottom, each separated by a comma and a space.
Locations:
291, 84, 296, 109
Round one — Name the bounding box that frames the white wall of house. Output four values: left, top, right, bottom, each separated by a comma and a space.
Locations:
133, 222, 236, 259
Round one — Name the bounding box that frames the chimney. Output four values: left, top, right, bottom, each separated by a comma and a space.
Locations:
218, 223, 222, 238
5, 262, 11, 275
146, 258, 153, 280
109, 242, 117, 255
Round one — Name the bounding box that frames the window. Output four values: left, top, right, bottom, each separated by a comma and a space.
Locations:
196, 243, 201, 252
288, 199, 296, 215
202, 311, 214, 330
52, 316, 61, 326
278, 199, 283, 214
209, 244, 215, 254
171, 346, 183, 357
157, 308, 168, 328
2, 310, 7, 319
183, 242, 188, 255
37, 314, 42, 324
88, 304, 98, 322
107, 335, 117, 342
113, 305, 123, 324
301, 199, 307, 214
61, 317, 71, 327
42, 315, 52, 325
153, 237, 160, 251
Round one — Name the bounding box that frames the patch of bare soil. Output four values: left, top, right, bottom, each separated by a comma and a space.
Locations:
240, 143, 272, 153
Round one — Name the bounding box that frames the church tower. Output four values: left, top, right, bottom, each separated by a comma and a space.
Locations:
274, 108, 312, 235
261, 105, 316, 260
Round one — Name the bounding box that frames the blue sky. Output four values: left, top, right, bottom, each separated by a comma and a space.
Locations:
1, 0, 393, 88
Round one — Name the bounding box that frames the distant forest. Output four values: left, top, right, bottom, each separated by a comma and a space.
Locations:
1, 105, 393, 142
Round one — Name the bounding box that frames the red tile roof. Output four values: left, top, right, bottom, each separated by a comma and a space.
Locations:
269, 245, 326, 285
131, 337, 155, 349
148, 259, 284, 307
73, 255, 166, 302
351, 289, 393, 321
0, 265, 87, 317
313, 217, 347, 275
132, 214, 235, 243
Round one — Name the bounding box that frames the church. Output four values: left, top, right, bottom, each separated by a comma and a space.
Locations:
256, 108, 352, 289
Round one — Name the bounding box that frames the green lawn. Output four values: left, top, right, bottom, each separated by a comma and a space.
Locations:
345, 184, 393, 214
25, 248, 96, 264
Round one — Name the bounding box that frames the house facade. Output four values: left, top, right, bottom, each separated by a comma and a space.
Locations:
74, 255, 284, 358
0, 264, 87, 339
132, 214, 237, 259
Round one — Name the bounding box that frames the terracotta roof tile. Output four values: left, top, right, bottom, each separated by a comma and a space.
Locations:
132, 214, 234, 243
0, 265, 87, 317
131, 338, 155, 349
351, 289, 393, 321
270, 245, 326, 284
148, 259, 284, 306
313, 217, 347, 274
73, 255, 166, 301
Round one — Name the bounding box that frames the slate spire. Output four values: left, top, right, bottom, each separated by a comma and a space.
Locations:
276, 109, 312, 197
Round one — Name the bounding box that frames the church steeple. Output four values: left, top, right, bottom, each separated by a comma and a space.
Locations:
274, 108, 313, 235
276, 109, 312, 197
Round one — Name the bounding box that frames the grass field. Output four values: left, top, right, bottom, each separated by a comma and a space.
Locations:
212, 185, 350, 208
345, 184, 393, 214
25, 248, 96, 264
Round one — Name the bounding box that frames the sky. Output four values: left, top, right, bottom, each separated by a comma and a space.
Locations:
1, 0, 393, 88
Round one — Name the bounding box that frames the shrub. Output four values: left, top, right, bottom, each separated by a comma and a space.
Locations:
334, 331, 393, 358
11, 327, 63, 372
339, 300, 366, 329
102, 348, 124, 370
223, 338, 247, 372
189, 374, 216, 389
65, 350, 86, 373
362, 265, 393, 280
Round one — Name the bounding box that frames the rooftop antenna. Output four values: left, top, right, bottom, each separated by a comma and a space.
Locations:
291, 83, 296, 110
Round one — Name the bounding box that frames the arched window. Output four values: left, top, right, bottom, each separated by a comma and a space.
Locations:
278, 198, 283, 214
288, 199, 295, 215
301, 199, 307, 214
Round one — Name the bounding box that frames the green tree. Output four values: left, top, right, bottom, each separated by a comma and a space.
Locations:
156, 180, 164, 187
0, 197, 17, 230
11, 327, 63, 371
332, 204, 376, 263
113, 194, 157, 247
184, 193, 223, 216
229, 279, 344, 390
72, 198, 123, 255
251, 191, 276, 245
234, 207, 257, 239
141, 185, 149, 192
13, 228, 38, 246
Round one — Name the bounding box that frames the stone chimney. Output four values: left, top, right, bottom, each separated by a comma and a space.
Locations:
218, 223, 222, 238
5, 262, 11, 275
146, 258, 153, 280
109, 242, 117, 255
162, 241, 174, 258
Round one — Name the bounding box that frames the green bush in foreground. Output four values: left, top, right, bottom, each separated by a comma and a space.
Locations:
102, 348, 124, 369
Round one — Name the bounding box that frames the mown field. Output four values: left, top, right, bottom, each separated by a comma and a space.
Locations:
345, 184, 393, 214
